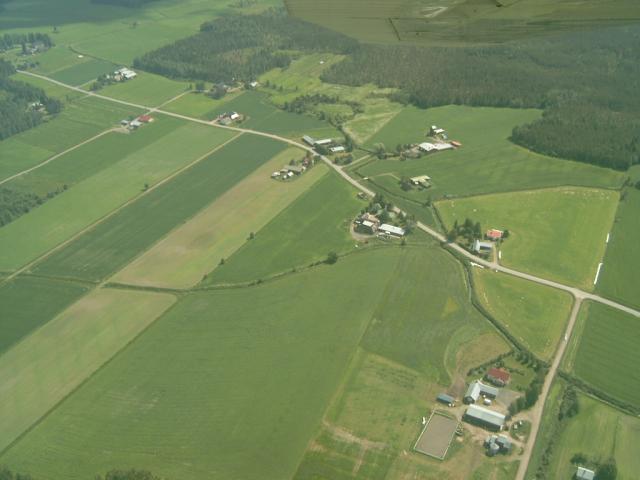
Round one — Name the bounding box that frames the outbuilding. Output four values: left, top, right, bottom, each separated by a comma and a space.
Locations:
486, 368, 511, 387
486, 229, 504, 241
473, 240, 494, 254
436, 393, 456, 407
464, 380, 499, 404
330, 146, 346, 154
379, 224, 406, 237
303, 135, 316, 146
576, 467, 595, 480
314, 138, 333, 146
463, 404, 506, 431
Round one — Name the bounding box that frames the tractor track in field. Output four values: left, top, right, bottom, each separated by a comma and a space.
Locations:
15, 71, 640, 479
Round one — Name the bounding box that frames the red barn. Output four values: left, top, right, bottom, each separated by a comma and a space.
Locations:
486, 368, 511, 387
486, 229, 504, 241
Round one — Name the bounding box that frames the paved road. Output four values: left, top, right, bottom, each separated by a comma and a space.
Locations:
17, 71, 640, 478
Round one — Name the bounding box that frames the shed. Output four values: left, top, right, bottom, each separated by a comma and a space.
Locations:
283, 164, 305, 174
576, 467, 595, 480
496, 435, 512, 452
486, 367, 511, 386
486, 229, 504, 241
229, 112, 240, 121
473, 240, 494, 253
463, 404, 506, 431
464, 380, 499, 404
314, 138, 333, 146
418, 142, 436, 152
129, 120, 142, 128
303, 135, 316, 146
379, 224, 405, 237
437, 393, 455, 406
330, 146, 346, 154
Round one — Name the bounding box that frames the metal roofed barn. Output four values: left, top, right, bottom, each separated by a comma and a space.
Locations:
463, 404, 506, 431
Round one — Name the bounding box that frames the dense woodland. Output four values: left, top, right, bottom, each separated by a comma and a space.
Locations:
135, 9, 357, 84
322, 28, 640, 171
0, 33, 53, 52
0, 60, 62, 141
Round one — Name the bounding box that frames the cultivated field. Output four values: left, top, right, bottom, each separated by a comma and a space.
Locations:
597, 187, 640, 309
0, 276, 89, 356
113, 148, 326, 289
0, 287, 176, 453
0, 120, 236, 272
0, 249, 403, 480
50, 57, 118, 86
357, 106, 624, 201
437, 187, 619, 290
98, 72, 189, 107
206, 171, 364, 285
564, 301, 640, 409
32, 134, 287, 282
472, 269, 573, 360
162, 90, 242, 119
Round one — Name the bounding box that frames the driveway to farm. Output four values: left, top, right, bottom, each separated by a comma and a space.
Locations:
18, 70, 640, 479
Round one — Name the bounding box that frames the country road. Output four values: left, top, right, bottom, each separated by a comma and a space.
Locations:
16, 70, 640, 478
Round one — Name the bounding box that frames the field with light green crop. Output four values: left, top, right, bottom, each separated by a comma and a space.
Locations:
357, 106, 625, 201
564, 301, 640, 409
437, 187, 619, 290
472, 269, 573, 359
98, 72, 189, 107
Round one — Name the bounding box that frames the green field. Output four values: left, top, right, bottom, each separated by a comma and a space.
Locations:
50, 57, 118, 86
113, 149, 326, 289
0, 94, 142, 182
564, 301, 640, 409
206, 171, 365, 285
161, 91, 242, 119
437, 187, 619, 290
33, 135, 284, 282
597, 187, 640, 309
357, 106, 624, 201
0, 287, 176, 454
0, 120, 236, 272
0, 249, 403, 480
473, 269, 573, 359
0, 276, 90, 356
99, 72, 189, 107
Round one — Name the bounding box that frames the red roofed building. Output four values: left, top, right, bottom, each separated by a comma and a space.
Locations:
486, 229, 504, 241
138, 115, 154, 123
486, 368, 511, 387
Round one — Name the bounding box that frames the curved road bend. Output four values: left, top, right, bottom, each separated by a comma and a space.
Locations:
18, 71, 640, 480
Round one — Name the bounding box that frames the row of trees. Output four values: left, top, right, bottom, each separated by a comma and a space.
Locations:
321, 27, 640, 171
0, 468, 163, 480
134, 9, 358, 85
0, 184, 67, 228
0, 33, 53, 52
0, 60, 63, 141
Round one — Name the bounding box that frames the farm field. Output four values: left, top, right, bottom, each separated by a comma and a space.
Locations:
206, 171, 364, 285
0, 287, 176, 453
98, 72, 189, 107
0, 94, 142, 182
49, 57, 118, 86
33, 135, 283, 282
564, 301, 640, 409
0, 120, 236, 272
437, 187, 619, 290
357, 106, 625, 201
0, 276, 90, 356
0, 249, 404, 480
472, 269, 573, 360
597, 186, 640, 309
161, 91, 242, 119
207, 91, 341, 140
113, 148, 326, 289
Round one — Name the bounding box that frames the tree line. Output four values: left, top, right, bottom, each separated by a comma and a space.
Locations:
91, 0, 160, 7
0, 33, 54, 52
134, 8, 358, 85
0, 59, 63, 141
321, 27, 640, 171
0, 468, 163, 480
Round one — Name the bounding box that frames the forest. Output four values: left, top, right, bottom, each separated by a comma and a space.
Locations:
0, 59, 63, 141
0, 33, 54, 52
134, 9, 357, 84
322, 28, 640, 171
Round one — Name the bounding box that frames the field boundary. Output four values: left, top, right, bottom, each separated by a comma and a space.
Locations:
413, 410, 458, 460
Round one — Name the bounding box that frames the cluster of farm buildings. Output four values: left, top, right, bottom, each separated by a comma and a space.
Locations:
271, 157, 314, 181
473, 228, 506, 254
353, 212, 406, 238
216, 111, 243, 126
303, 135, 346, 154
120, 114, 154, 131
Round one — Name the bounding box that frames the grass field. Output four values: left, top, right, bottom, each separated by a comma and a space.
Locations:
472, 269, 573, 359
597, 187, 640, 309
0, 249, 403, 480
113, 148, 325, 289
0, 94, 142, 182
98, 72, 189, 107
0, 287, 176, 454
437, 187, 619, 290
357, 106, 625, 201
0, 120, 236, 272
564, 301, 640, 409
50, 57, 118, 86
161, 90, 242, 119
0, 276, 90, 357
206, 170, 365, 285
33, 135, 284, 282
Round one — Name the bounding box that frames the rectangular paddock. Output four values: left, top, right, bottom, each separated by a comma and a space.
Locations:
414, 411, 458, 460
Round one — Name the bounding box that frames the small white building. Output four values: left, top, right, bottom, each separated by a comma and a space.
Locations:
418, 142, 436, 152
314, 138, 333, 146
473, 240, 493, 254
229, 112, 240, 121
576, 467, 595, 480
302, 135, 316, 146
379, 224, 405, 237
330, 146, 345, 154
129, 119, 142, 129
115, 67, 137, 80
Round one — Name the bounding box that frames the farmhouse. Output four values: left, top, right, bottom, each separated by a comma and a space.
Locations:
473, 240, 494, 254
463, 405, 506, 431
464, 380, 499, 404
138, 115, 154, 123
486, 368, 511, 387
436, 393, 456, 407
576, 467, 595, 480
411, 175, 432, 188
379, 224, 405, 238
486, 229, 504, 241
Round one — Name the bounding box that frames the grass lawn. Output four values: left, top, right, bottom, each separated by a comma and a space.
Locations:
0, 120, 236, 272
33, 135, 283, 282
436, 187, 619, 290
0, 249, 402, 480
0, 287, 176, 453
98, 72, 189, 107
0, 95, 142, 182
564, 301, 640, 409
472, 269, 573, 360
358, 106, 624, 201
597, 187, 640, 309
206, 170, 366, 285
113, 148, 325, 289
0, 276, 90, 357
